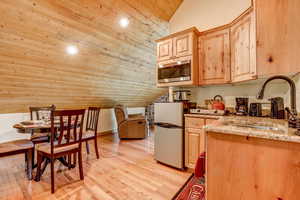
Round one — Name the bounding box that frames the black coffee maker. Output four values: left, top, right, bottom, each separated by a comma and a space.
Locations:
235, 98, 249, 116
270, 97, 285, 119
249, 103, 262, 117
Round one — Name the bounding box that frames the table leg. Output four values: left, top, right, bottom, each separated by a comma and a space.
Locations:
34, 156, 75, 182
57, 157, 76, 168
26, 149, 33, 180
32, 148, 35, 169
35, 156, 48, 182
41, 157, 49, 175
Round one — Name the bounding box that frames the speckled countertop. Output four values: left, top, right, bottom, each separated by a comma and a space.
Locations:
203, 115, 300, 143
185, 114, 300, 143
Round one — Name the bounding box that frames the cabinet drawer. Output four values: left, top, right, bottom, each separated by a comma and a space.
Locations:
185, 117, 205, 129
206, 119, 218, 125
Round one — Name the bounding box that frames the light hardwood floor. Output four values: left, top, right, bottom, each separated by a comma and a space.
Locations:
0, 132, 191, 200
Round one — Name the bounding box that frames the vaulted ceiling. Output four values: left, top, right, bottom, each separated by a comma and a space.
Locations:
0, 0, 183, 113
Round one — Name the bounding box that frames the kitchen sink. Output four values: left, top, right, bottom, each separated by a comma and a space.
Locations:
229, 123, 281, 131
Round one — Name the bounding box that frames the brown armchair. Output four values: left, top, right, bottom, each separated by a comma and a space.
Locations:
114, 105, 147, 139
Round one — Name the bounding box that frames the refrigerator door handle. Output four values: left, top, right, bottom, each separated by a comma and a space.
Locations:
154, 122, 182, 129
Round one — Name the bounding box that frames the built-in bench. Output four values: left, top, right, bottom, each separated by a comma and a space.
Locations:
0, 140, 34, 180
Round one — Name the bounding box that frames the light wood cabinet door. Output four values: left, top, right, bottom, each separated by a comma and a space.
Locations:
185, 128, 203, 169
230, 10, 256, 83
199, 28, 231, 85
173, 33, 193, 58
157, 39, 173, 61
184, 117, 219, 169
256, 0, 300, 76
207, 132, 300, 200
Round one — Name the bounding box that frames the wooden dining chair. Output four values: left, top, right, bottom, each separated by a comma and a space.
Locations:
29, 105, 56, 144
82, 107, 101, 159
36, 109, 85, 193
28, 105, 56, 168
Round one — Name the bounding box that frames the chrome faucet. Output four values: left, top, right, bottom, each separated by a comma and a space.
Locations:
257, 75, 298, 127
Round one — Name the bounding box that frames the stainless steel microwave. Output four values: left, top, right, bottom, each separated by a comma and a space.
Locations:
157, 59, 191, 83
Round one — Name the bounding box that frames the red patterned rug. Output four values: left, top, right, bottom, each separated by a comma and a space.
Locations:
173, 153, 206, 200
173, 174, 205, 200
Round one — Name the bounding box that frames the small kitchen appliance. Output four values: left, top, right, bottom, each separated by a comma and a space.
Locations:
270, 97, 285, 119
174, 90, 191, 101
211, 95, 225, 110
235, 97, 249, 116
249, 103, 262, 117
157, 59, 191, 84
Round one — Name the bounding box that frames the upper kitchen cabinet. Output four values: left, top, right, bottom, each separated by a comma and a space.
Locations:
256, 0, 300, 76
173, 33, 194, 58
230, 0, 300, 82
156, 28, 200, 87
156, 0, 300, 87
157, 39, 173, 61
230, 8, 257, 83
157, 28, 199, 61
199, 27, 231, 85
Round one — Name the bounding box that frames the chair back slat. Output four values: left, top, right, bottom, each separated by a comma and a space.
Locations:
36, 112, 40, 120
57, 116, 64, 145
92, 110, 96, 129
66, 115, 72, 143
73, 115, 79, 141
86, 107, 100, 136
90, 110, 95, 130
88, 111, 92, 130
50, 109, 85, 155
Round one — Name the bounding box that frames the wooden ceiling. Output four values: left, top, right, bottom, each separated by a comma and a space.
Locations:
0, 0, 183, 113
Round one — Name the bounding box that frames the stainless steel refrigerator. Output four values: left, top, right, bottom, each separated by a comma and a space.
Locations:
154, 102, 184, 169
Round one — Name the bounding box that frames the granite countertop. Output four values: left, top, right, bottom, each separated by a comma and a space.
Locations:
204, 115, 300, 143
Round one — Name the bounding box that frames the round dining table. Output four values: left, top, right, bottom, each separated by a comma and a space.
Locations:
13, 120, 58, 132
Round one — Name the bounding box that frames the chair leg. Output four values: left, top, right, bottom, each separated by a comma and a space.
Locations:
85, 141, 90, 154
40, 157, 49, 175
94, 138, 100, 159
32, 148, 35, 168
78, 150, 84, 180
35, 152, 42, 182
67, 154, 71, 170
24, 153, 27, 172
26, 149, 33, 180
73, 152, 77, 166
50, 158, 55, 194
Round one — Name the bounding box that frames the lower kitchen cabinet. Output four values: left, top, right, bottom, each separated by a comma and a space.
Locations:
185, 128, 203, 169
185, 116, 218, 169
206, 132, 300, 199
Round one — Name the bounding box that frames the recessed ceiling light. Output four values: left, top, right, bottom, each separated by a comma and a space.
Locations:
119, 17, 129, 28
66, 45, 78, 55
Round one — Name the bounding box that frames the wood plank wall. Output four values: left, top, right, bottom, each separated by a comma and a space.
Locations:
0, 0, 182, 113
